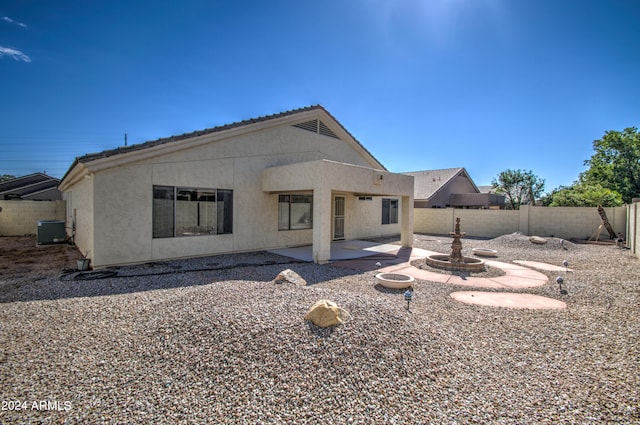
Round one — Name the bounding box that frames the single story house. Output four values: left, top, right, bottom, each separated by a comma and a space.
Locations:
59, 105, 414, 267
403, 167, 504, 209
0, 173, 62, 200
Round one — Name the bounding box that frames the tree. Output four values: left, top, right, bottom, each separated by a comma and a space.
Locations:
491, 169, 545, 210
545, 182, 623, 207
0, 174, 16, 182
582, 127, 640, 204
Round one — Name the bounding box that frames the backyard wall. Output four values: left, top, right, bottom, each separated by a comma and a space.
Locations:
0, 200, 66, 236
627, 202, 639, 257
414, 205, 628, 240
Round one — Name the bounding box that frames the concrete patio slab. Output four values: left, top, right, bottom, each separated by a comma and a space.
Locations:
274, 240, 559, 309
269, 240, 409, 262
450, 291, 567, 310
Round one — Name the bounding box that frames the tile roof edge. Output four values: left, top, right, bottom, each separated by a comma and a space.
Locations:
61, 105, 387, 182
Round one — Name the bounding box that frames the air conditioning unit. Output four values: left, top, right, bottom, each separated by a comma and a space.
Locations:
37, 220, 66, 245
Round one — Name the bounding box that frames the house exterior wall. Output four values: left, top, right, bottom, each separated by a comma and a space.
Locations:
414, 205, 628, 240
0, 200, 66, 236
64, 175, 94, 257
426, 175, 477, 208
344, 195, 402, 239
69, 124, 399, 267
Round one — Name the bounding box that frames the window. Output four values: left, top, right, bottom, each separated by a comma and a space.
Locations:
382, 198, 398, 225
279, 194, 312, 230
153, 186, 233, 238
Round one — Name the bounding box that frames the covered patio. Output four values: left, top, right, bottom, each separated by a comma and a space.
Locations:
263, 159, 414, 264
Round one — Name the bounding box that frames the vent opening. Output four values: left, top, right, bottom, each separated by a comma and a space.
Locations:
292, 119, 341, 140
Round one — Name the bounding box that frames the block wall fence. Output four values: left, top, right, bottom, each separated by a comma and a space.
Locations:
1, 200, 637, 259
627, 202, 639, 257
414, 205, 628, 241
0, 200, 66, 236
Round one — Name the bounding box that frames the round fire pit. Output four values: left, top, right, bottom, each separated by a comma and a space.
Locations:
375, 272, 415, 289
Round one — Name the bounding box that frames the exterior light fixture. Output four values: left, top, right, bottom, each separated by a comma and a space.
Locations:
404, 290, 413, 310
556, 276, 568, 295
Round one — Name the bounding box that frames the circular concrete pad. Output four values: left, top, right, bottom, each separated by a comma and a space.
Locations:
450, 291, 567, 310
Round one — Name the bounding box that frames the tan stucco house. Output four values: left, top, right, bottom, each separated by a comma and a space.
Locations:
59, 106, 414, 267
403, 167, 504, 209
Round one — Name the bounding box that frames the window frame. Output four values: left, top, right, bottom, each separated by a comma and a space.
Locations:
153, 185, 233, 238
278, 193, 313, 231
382, 198, 399, 225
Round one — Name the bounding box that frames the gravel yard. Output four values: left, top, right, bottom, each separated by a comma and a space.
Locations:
1, 234, 638, 424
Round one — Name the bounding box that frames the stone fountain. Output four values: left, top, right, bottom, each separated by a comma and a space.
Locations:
425, 217, 485, 272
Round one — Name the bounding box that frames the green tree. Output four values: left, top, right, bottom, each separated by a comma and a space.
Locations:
0, 174, 16, 182
582, 127, 640, 204
546, 182, 623, 207
491, 169, 545, 210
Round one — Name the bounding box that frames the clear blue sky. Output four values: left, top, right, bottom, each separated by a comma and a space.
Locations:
1, 0, 639, 192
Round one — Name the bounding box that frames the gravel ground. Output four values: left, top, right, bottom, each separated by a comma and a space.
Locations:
0, 233, 638, 424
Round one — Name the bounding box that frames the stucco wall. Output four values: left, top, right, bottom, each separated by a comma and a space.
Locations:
414, 206, 628, 240
0, 200, 66, 236
428, 174, 477, 208
67, 124, 407, 267
345, 195, 402, 239
64, 176, 94, 258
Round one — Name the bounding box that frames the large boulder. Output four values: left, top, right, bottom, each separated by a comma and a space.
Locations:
304, 299, 349, 328
274, 269, 307, 286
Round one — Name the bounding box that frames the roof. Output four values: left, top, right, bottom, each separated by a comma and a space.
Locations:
402, 168, 479, 200
0, 173, 61, 200
61, 105, 385, 184
477, 185, 497, 194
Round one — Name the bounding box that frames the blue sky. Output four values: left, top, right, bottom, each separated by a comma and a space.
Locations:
1, 0, 639, 192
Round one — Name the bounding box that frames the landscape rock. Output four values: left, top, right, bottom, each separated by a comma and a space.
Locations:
274, 269, 307, 286
304, 299, 349, 327
528, 236, 547, 244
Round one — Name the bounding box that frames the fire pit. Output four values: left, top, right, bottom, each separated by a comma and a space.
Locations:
375, 273, 415, 289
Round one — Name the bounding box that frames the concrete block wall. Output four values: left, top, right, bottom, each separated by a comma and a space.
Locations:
414, 205, 628, 241
0, 200, 66, 236
628, 203, 639, 256
414, 208, 519, 238
456, 209, 520, 238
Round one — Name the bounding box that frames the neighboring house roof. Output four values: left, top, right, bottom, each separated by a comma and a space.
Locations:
60, 105, 385, 187
478, 185, 497, 194
0, 173, 61, 200
402, 167, 479, 201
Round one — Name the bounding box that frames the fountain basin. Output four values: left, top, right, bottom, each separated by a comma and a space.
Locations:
375, 273, 415, 289
425, 254, 485, 272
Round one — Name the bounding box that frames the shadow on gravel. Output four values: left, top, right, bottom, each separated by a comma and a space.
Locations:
0, 251, 367, 304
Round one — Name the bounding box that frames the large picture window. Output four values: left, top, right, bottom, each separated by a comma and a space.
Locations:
279, 194, 312, 230
382, 198, 398, 225
153, 186, 233, 238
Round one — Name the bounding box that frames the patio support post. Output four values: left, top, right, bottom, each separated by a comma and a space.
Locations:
312, 186, 332, 264
401, 195, 413, 248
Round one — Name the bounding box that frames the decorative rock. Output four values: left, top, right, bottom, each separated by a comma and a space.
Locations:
304, 299, 349, 327
274, 269, 307, 286
528, 236, 547, 244
471, 248, 498, 257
